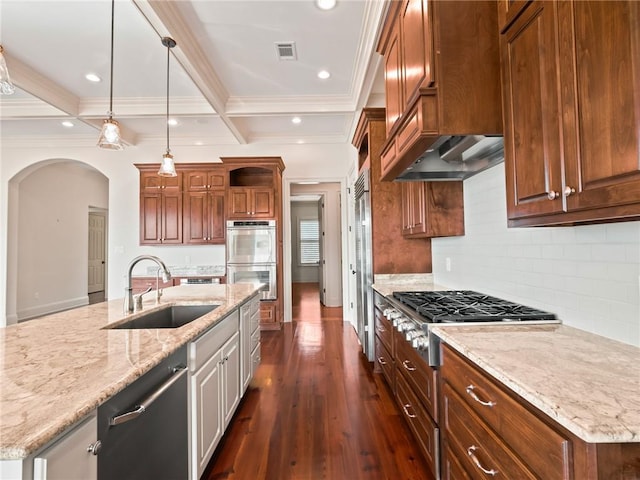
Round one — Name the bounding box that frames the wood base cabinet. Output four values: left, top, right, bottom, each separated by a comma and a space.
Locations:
500, 0, 640, 226
440, 343, 640, 479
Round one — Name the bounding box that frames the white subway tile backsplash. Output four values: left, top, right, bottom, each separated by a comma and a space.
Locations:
432, 164, 640, 347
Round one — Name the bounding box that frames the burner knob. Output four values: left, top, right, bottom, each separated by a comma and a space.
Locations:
399, 321, 415, 333
392, 317, 404, 327
387, 310, 402, 320
405, 330, 420, 341
412, 334, 429, 351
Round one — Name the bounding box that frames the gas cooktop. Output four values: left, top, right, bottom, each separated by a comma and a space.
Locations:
392, 290, 557, 323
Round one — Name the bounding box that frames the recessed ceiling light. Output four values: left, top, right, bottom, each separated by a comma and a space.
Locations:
61, 121, 74, 127
297, 139, 305, 144
316, 0, 337, 10
168, 118, 178, 126
194, 141, 204, 146
292, 117, 302, 124
317, 70, 331, 80
85, 73, 101, 82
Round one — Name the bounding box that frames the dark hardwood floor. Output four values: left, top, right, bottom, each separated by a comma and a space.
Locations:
202, 282, 431, 480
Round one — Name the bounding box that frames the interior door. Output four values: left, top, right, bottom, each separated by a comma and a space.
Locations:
88, 212, 106, 294
317, 197, 326, 306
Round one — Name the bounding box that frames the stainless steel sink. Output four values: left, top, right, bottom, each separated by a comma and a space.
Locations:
106, 305, 219, 329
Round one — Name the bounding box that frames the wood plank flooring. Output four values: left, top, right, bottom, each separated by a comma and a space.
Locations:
202, 283, 431, 480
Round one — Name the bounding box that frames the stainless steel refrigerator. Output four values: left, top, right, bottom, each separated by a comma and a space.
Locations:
354, 169, 373, 361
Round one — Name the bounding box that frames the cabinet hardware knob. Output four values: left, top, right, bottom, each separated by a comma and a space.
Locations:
467, 445, 498, 476
547, 190, 559, 200
87, 440, 102, 456
564, 186, 576, 197
465, 385, 496, 407
377, 356, 387, 365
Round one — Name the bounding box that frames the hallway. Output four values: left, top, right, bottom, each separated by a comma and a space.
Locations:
203, 283, 431, 480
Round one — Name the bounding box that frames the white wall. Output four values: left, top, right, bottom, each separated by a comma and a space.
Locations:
0, 140, 357, 326
432, 163, 640, 347
290, 201, 320, 283
14, 162, 108, 320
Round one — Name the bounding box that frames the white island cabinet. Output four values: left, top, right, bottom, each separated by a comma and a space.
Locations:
189, 304, 245, 480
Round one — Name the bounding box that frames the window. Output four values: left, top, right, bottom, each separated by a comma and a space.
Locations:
299, 218, 320, 265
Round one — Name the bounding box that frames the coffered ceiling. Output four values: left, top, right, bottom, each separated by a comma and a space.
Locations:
0, 0, 387, 148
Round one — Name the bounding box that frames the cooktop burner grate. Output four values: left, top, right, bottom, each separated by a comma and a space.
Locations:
392, 290, 557, 323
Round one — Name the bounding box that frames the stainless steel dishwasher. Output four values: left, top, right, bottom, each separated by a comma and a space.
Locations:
97, 346, 188, 480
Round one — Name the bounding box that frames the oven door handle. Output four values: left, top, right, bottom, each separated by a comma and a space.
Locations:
109, 366, 187, 426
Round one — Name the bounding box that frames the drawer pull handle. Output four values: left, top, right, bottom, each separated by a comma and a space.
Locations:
402, 403, 417, 419
402, 360, 416, 371
467, 445, 498, 476
377, 356, 387, 366
466, 385, 496, 407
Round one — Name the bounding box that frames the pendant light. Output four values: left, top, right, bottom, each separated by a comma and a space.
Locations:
97, 0, 123, 150
0, 45, 15, 95
158, 37, 177, 177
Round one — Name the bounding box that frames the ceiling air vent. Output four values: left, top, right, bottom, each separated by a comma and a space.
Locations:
275, 42, 297, 61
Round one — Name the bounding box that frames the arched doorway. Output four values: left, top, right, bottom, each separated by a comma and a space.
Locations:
6, 160, 109, 324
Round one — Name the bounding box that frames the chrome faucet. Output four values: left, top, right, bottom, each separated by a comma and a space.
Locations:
124, 255, 172, 313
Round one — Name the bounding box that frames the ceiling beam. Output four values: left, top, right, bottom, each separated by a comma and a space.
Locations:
132, 0, 247, 144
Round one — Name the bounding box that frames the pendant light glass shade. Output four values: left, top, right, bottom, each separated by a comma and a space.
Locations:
158, 152, 177, 177
0, 45, 16, 95
158, 37, 177, 177
97, 0, 123, 150
97, 117, 124, 150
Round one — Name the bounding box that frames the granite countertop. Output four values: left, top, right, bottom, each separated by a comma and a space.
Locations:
431, 324, 640, 444
0, 283, 261, 460
372, 273, 449, 296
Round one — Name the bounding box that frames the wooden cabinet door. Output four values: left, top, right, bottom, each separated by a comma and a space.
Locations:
400, 182, 413, 236
497, 0, 533, 31
184, 191, 208, 244
229, 188, 251, 218
208, 190, 226, 243
184, 191, 225, 244
384, 19, 403, 134
160, 188, 182, 244
252, 188, 275, 217
562, 0, 640, 213
401, 0, 433, 107
501, 1, 565, 221
140, 194, 162, 244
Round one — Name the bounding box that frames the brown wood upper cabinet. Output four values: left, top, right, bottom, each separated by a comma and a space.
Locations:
137, 167, 183, 245
500, 0, 640, 226
183, 167, 226, 244
376, 0, 503, 181
401, 181, 465, 238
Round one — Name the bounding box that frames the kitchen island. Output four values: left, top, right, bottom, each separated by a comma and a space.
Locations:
0, 283, 261, 463
432, 323, 640, 478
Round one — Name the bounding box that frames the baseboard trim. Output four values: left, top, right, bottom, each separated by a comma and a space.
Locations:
17, 296, 89, 321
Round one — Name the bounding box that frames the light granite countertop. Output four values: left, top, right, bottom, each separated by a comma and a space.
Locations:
0, 283, 261, 460
372, 273, 448, 296
431, 324, 640, 444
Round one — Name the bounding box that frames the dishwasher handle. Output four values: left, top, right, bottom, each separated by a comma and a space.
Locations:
109, 366, 187, 426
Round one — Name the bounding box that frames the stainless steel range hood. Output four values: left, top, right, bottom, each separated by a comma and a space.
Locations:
395, 135, 504, 181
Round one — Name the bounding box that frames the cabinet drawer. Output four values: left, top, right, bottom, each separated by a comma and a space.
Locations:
394, 329, 437, 419
443, 383, 537, 479
380, 140, 397, 179
190, 311, 239, 371
396, 371, 439, 478
375, 334, 394, 392
251, 343, 261, 373
374, 308, 393, 354
441, 444, 473, 480
250, 325, 261, 351
442, 345, 571, 478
